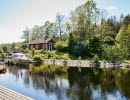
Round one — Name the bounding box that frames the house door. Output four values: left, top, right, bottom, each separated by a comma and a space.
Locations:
47, 44, 51, 50
31, 45, 33, 49
47, 44, 49, 50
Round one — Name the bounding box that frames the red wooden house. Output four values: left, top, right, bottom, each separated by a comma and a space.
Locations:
28, 36, 56, 50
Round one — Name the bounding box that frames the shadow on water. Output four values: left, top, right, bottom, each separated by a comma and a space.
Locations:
1, 64, 130, 100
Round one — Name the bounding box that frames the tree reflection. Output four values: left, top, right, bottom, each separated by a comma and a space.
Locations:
66, 67, 130, 100
6, 64, 130, 100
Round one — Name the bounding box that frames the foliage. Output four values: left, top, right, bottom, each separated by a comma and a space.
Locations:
2, 46, 8, 53
32, 54, 44, 61
72, 0, 100, 42
0, 53, 5, 59
44, 51, 57, 59
116, 24, 130, 55
78, 56, 81, 60
56, 13, 65, 41
93, 55, 99, 62
68, 33, 75, 54
25, 48, 30, 53
104, 44, 128, 62
21, 28, 30, 42
21, 43, 28, 50
89, 37, 102, 57
0, 48, 3, 54
54, 41, 68, 52
0, 48, 4, 59
95, 20, 116, 45
122, 14, 130, 26
31, 48, 36, 57
73, 43, 89, 58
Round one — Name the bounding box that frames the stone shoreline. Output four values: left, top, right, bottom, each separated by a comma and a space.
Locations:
40, 60, 130, 69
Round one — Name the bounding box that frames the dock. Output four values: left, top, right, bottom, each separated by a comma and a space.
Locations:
0, 86, 33, 100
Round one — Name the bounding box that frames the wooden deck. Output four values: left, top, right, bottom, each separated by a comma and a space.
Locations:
0, 86, 33, 100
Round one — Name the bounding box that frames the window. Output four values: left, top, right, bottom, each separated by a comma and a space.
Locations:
31, 45, 33, 49
43, 44, 45, 49
36, 44, 39, 49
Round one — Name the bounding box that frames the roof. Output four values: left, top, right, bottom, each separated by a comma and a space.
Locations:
28, 38, 55, 44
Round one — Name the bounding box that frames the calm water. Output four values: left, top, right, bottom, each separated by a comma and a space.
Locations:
0, 64, 130, 100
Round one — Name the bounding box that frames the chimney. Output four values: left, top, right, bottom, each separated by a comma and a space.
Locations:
45, 35, 48, 40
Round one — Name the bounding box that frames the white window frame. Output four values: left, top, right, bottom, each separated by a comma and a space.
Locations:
43, 44, 45, 49
36, 44, 39, 49
31, 45, 33, 49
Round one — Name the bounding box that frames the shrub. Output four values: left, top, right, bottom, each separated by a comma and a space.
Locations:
102, 59, 107, 63
25, 48, 30, 53
0, 49, 3, 54
0, 53, 5, 59
2, 46, 8, 53
38, 50, 45, 54
33, 55, 43, 61
93, 55, 99, 62
21, 44, 28, 49
54, 41, 68, 52
89, 37, 102, 57
43, 51, 57, 59
68, 33, 75, 54
73, 43, 89, 58
78, 56, 81, 60
104, 44, 128, 62
31, 48, 35, 57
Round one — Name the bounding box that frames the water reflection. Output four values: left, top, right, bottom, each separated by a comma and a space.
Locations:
0, 64, 130, 100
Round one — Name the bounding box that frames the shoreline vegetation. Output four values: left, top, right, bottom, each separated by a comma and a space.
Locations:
0, 0, 130, 64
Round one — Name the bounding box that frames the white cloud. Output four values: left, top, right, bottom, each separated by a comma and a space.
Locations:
107, 6, 118, 11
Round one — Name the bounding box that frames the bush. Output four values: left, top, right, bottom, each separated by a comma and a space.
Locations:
33, 54, 43, 61
54, 41, 68, 52
44, 51, 57, 59
25, 48, 30, 53
104, 44, 128, 62
0, 49, 3, 54
0, 53, 5, 59
38, 50, 45, 54
31, 48, 35, 57
89, 37, 102, 57
73, 43, 89, 58
78, 56, 81, 60
21, 44, 28, 49
93, 55, 99, 62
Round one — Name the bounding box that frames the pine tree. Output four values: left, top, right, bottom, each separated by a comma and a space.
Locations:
68, 33, 75, 54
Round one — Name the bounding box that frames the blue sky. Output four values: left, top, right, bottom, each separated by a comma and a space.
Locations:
95, 0, 130, 18
0, 0, 130, 43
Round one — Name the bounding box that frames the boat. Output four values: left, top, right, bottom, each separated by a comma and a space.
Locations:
0, 66, 7, 73
5, 52, 30, 64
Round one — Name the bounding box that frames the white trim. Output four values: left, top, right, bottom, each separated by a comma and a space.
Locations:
36, 44, 39, 50
31, 45, 33, 49
46, 43, 48, 50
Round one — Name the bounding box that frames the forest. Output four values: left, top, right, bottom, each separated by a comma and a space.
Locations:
0, 0, 130, 62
